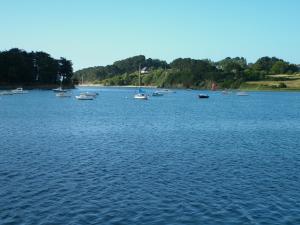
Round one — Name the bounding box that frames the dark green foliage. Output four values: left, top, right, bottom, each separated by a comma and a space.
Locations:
0, 48, 34, 83
250, 56, 297, 75
145, 58, 169, 70
216, 57, 247, 72
73, 55, 170, 83
168, 58, 218, 87
113, 55, 145, 73
0, 48, 73, 85
58, 57, 73, 84
252, 57, 280, 72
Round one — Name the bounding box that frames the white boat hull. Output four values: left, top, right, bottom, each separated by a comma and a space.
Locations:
0, 91, 14, 95
53, 87, 67, 92
159, 89, 176, 93
11, 88, 28, 94
75, 95, 94, 100
134, 94, 148, 100
80, 92, 98, 97
237, 92, 248, 96
56, 93, 71, 97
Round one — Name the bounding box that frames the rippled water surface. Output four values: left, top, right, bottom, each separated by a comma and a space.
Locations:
1, 88, 300, 225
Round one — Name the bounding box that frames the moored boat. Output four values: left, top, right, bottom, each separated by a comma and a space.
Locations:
53, 87, 67, 92
236, 92, 248, 96
152, 91, 163, 96
160, 89, 176, 93
0, 91, 14, 95
80, 92, 98, 97
198, 94, 209, 98
53, 75, 67, 92
134, 65, 148, 100
75, 94, 94, 100
134, 92, 148, 100
11, 87, 29, 94
211, 82, 217, 91
56, 92, 71, 97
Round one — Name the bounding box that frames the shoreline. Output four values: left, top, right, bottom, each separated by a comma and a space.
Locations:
0, 84, 75, 90
76, 84, 158, 89
76, 84, 300, 92
1, 83, 300, 92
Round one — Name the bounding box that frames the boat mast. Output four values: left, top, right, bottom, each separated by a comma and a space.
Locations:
139, 64, 141, 87
59, 74, 63, 88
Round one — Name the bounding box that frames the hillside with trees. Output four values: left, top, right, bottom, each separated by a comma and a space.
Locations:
1, 49, 298, 90
73, 55, 299, 89
74, 55, 168, 83
0, 48, 73, 88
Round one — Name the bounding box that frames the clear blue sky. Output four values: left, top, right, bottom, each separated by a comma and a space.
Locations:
1, 0, 299, 70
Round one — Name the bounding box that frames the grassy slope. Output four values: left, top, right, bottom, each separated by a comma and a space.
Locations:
240, 73, 300, 91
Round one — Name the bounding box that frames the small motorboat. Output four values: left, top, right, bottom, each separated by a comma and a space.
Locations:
198, 94, 209, 98
0, 91, 14, 95
11, 87, 29, 94
75, 94, 94, 100
152, 91, 163, 96
56, 92, 71, 97
160, 89, 176, 93
80, 92, 98, 97
236, 92, 248, 96
52, 87, 67, 92
134, 93, 148, 100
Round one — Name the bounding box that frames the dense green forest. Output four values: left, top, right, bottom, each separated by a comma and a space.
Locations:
73, 55, 299, 89
0, 48, 73, 87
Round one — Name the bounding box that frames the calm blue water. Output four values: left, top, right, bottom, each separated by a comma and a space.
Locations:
1, 88, 300, 225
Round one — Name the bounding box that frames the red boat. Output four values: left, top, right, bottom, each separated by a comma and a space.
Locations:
211, 82, 217, 91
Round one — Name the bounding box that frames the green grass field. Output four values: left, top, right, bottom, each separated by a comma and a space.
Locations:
241, 73, 300, 90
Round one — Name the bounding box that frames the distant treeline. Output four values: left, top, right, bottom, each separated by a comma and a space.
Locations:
73, 55, 299, 88
0, 48, 73, 86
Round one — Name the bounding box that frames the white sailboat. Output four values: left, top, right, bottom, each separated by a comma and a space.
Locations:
134, 89, 148, 99
134, 65, 148, 100
53, 75, 67, 92
53, 87, 67, 92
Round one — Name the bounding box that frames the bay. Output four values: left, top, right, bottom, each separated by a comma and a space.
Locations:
1, 88, 300, 225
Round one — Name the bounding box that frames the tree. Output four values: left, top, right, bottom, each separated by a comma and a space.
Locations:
270, 61, 289, 74
58, 57, 73, 84
113, 55, 146, 73
0, 48, 73, 85
252, 57, 281, 73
